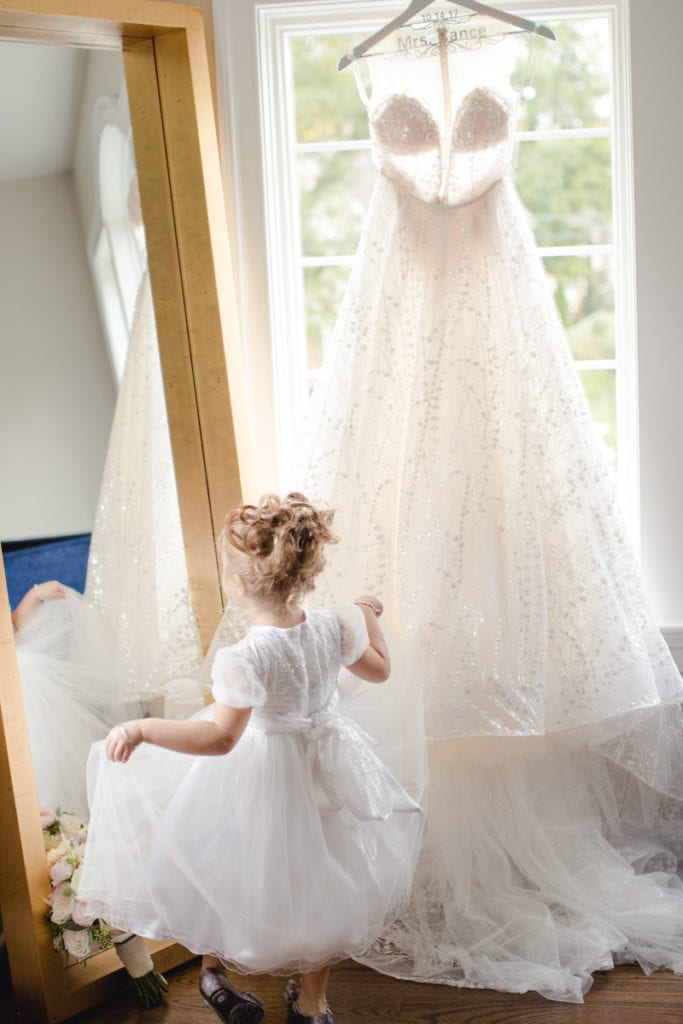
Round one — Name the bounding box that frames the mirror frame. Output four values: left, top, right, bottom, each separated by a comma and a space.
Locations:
0, 2, 250, 1020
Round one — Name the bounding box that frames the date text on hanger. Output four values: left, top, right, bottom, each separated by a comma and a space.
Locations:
338, 0, 556, 71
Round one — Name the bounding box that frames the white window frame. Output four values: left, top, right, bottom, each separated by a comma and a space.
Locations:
87, 91, 146, 385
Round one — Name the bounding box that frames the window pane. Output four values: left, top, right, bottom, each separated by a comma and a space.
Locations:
578, 368, 616, 469
515, 138, 612, 245
304, 264, 352, 370
512, 18, 611, 131
298, 149, 376, 257
291, 34, 369, 143
543, 254, 614, 359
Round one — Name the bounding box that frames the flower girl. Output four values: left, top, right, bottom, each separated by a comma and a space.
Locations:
79, 493, 423, 1024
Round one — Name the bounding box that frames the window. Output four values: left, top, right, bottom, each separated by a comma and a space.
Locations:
256, 0, 636, 532
90, 93, 147, 384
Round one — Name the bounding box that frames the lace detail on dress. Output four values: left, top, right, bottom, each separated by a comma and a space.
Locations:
373, 95, 440, 154
451, 88, 512, 152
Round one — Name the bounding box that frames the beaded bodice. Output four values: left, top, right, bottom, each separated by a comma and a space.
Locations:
364, 40, 517, 205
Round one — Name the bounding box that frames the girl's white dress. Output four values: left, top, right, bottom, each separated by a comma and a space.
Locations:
14, 590, 117, 820
78, 604, 423, 974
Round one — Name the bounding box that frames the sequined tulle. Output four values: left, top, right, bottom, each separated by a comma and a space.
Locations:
284, 40, 683, 1000
86, 273, 204, 708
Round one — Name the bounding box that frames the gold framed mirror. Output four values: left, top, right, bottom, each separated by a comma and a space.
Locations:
0, 2, 251, 1020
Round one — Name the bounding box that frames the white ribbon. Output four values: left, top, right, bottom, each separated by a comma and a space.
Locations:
250, 707, 421, 821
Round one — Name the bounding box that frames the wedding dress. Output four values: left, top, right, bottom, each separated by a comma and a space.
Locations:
85, 273, 204, 714
287, 32, 683, 1002
14, 273, 204, 818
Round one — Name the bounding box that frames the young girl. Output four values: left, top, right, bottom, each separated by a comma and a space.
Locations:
78, 493, 423, 1024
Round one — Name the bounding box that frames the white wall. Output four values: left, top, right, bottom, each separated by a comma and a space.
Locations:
0, 173, 116, 540
630, 0, 683, 631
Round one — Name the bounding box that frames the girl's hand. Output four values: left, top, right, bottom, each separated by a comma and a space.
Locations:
353, 593, 384, 617
105, 722, 143, 762
11, 580, 68, 631
34, 580, 68, 602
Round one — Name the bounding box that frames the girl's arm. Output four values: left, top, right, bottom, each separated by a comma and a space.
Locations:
105, 702, 252, 762
347, 595, 391, 683
11, 580, 67, 631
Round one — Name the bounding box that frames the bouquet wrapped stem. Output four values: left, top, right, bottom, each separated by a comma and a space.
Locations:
112, 932, 169, 1008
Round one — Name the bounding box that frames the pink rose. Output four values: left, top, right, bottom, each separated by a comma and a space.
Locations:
40, 808, 56, 829
71, 900, 95, 928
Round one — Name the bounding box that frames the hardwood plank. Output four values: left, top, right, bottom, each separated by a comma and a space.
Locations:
3, 952, 683, 1024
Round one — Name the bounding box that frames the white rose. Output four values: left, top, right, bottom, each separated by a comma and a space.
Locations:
63, 928, 93, 960
44, 832, 62, 852
59, 814, 87, 840
49, 881, 74, 925
71, 866, 82, 893
46, 840, 69, 867
49, 857, 72, 884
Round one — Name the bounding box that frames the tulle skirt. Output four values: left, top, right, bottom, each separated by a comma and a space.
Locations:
79, 708, 424, 974
354, 719, 683, 1002
14, 590, 124, 819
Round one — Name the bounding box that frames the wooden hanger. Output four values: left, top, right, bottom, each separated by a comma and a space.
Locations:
338, 0, 556, 70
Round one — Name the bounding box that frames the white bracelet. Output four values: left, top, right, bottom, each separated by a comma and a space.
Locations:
33, 584, 45, 602
118, 724, 138, 747
354, 600, 381, 617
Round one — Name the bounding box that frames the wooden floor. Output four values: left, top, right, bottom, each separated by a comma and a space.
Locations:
3, 953, 683, 1024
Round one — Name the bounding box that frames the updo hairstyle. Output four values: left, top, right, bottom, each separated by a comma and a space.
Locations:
219, 493, 337, 609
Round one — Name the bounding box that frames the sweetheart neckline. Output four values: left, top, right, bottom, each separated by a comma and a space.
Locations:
370, 86, 511, 128
369, 86, 513, 156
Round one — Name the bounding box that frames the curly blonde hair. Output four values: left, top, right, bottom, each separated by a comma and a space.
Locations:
219, 493, 337, 609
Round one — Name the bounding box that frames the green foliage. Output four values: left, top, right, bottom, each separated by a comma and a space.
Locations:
90, 921, 113, 950
568, 309, 615, 361
513, 20, 610, 131
133, 970, 170, 1010
292, 34, 369, 142
515, 138, 612, 246
579, 368, 617, 460
299, 150, 376, 257
304, 265, 352, 368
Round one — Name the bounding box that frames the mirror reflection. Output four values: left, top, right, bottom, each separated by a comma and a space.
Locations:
0, 41, 205, 823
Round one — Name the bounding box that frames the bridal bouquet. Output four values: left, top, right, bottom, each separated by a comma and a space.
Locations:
42, 808, 169, 1008
42, 808, 112, 959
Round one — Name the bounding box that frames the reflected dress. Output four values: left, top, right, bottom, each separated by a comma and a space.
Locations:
288, 38, 683, 1001
78, 605, 423, 973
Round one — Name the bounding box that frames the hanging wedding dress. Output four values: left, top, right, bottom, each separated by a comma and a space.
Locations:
13, 272, 204, 818
288, 30, 683, 1002
85, 273, 204, 714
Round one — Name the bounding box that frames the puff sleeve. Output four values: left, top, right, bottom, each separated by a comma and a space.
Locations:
210, 645, 267, 708
335, 603, 370, 666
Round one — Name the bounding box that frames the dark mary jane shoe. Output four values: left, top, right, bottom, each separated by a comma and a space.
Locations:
284, 979, 335, 1024
199, 966, 264, 1024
